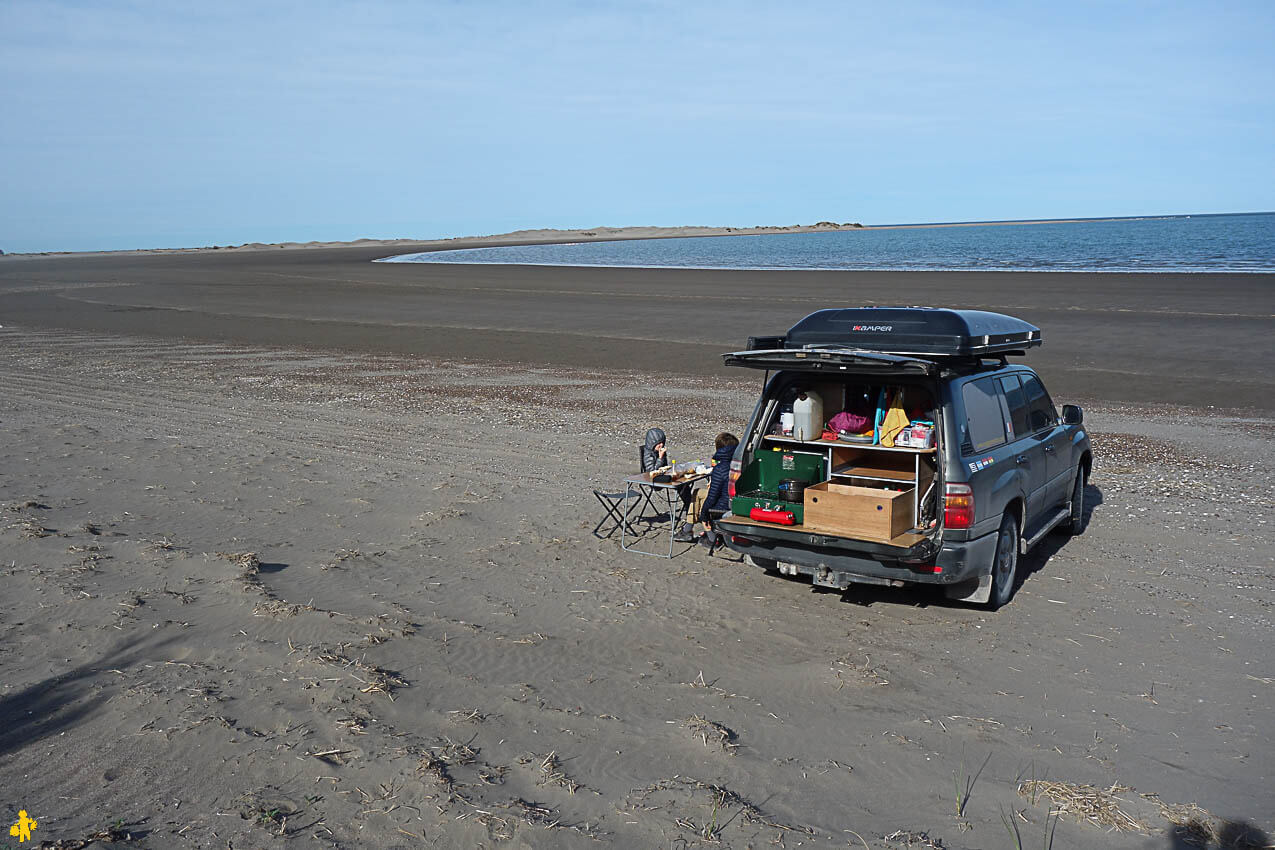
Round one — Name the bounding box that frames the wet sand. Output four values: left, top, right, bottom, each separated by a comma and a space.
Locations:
1, 244, 1272, 411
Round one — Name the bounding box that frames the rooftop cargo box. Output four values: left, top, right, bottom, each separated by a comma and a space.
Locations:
759, 307, 1042, 357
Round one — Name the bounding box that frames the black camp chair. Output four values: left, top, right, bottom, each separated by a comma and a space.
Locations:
591, 446, 665, 539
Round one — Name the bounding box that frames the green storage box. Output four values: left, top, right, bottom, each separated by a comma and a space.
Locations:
730, 448, 827, 524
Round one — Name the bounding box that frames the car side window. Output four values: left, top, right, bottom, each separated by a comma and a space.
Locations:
1021, 375, 1058, 433
998, 375, 1030, 440
961, 377, 1007, 453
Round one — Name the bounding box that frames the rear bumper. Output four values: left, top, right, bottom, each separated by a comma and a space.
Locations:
720, 522, 998, 587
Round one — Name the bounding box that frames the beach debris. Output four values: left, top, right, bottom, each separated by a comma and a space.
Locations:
446, 707, 488, 725
684, 714, 739, 754
217, 550, 260, 572
625, 777, 814, 840
884, 829, 948, 848
253, 599, 310, 618
1018, 780, 1145, 831
534, 751, 582, 794
5, 499, 49, 512
11, 516, 51, 538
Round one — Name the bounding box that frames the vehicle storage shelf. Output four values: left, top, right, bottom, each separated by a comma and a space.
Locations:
749, 435, 938, 541
763, 435, 935, 454
830, 463, 915, 482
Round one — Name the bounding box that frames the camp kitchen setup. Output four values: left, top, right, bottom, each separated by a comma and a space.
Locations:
719, 307, 1041, 548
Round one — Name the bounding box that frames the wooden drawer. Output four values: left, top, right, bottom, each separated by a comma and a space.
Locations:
803, 481, 913, 541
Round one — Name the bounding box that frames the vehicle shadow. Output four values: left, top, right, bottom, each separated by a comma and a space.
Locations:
826, 482, 1105, 609
1014, 481, 1104, 589
0, 633, 176, 758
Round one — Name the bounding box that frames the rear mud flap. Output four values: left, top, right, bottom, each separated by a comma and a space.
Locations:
944, 572, 992, 604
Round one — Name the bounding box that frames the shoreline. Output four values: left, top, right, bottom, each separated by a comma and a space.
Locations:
0, 214, 1231, 261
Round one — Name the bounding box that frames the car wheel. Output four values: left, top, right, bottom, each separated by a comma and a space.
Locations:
988, 513, 1019, 609
1065, 466, 1086, 535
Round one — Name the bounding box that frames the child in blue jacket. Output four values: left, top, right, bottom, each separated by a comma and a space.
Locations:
696, 433, 739, 548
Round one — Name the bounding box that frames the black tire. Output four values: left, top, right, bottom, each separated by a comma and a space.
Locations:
988, 513, 1019, 609
1065, 466, 1086, 535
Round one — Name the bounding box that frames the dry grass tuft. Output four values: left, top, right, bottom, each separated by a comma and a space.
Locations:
314, 649, 407, 699
535, 751, 581, 794
1019, 780, 1145, 831
626, 777, 814, 840
320, 548, 363, 570
5, 500, 49, 512
447, 708, 488, 725
217, 551, 263, 591
217, 550, 261, 574
417, 737, 479, 794
253, 599, 311, 618
685, 714, 739, 754
13, 516, 51, 538
884, 829, 948, 848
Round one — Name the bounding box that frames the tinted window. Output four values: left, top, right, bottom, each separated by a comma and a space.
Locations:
1021, 375, 1057, 433
961, 377, 1007, 452
998, 375, 1030, 439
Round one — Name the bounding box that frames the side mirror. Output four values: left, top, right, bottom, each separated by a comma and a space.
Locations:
1062, 404, 1083, 425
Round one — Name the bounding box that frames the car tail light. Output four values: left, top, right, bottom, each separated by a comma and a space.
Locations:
728, 459, 742, 497
944, 483, 974, 529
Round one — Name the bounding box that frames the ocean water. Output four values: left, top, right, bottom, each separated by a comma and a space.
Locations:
383, 212, 1275, 273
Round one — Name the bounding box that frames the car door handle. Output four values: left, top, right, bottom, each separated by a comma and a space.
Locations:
1043, 445, 1055, 453
1016, 455, 1029, 465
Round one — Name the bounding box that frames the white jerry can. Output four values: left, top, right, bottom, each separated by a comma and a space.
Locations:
792, 391, 823, 442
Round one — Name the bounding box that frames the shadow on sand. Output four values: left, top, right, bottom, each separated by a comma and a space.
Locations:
0, 633, 177, 758
820, 482, 1105, 609
1165, 819, 1272, 849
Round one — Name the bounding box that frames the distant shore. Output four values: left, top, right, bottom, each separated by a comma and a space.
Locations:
0, 215, 1190, 260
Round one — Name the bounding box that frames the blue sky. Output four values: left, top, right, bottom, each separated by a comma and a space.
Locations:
2, 1, 1273, 252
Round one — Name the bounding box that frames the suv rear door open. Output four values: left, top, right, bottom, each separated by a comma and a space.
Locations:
722, 348, 938, 376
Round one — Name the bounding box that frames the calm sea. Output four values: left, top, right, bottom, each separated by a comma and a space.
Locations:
383, 212, 1275, 273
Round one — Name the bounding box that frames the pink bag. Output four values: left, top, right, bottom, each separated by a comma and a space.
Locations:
828, 411, 869, 433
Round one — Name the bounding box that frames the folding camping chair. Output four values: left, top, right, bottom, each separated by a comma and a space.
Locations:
591, 445, 666, 539
593, 488, 651, 539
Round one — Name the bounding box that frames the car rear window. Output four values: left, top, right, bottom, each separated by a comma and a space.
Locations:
998, 375, 1030, 439
961, 377, 1007, 452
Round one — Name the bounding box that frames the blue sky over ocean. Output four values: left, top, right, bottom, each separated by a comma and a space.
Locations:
2, 1, 1273, 253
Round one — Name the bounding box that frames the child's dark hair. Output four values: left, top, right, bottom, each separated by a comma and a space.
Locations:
715, 432, 739, 450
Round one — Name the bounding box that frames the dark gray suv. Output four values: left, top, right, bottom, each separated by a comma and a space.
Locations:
717, 307, 1092, 608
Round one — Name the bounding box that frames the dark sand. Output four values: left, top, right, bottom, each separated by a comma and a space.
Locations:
1, 244, 1271, 410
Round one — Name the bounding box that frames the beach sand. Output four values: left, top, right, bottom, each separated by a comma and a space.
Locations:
0, 248, 1272, 848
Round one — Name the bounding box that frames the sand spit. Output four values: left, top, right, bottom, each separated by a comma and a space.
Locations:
1, 223, 868, 261
2, 215, 1178, 260
0, 324, 1270, 848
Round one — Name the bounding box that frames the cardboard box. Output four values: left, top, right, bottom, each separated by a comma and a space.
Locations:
803, 481, 913, 541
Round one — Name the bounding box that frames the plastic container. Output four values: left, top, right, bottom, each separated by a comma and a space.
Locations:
792, 391, 823, 442
896, 421, 936, 449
